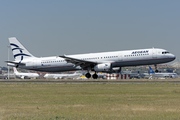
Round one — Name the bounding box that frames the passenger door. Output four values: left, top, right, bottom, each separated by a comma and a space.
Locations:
118, 53, 123, 61
152, 49, 157, 58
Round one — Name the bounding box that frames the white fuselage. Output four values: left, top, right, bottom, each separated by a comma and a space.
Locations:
15, 72, 39, 79
151, 73, 179, 79
44, 73, 82, 79
13, 67, 39, 79
13, 48, 175, 72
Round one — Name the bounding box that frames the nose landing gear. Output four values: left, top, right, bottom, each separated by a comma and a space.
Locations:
154, 64, 159, 73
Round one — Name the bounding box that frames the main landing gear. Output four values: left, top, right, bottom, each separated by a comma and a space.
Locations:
92, 72, 98, 79
154, 64, 159, 73
85, 72, 91, 78
85, 72, 98, 79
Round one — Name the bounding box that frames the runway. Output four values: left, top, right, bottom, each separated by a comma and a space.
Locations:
1, 80, 180, 84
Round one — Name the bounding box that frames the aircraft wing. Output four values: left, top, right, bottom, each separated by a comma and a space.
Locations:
59, 55, 99, 69
5, 61, 25, 65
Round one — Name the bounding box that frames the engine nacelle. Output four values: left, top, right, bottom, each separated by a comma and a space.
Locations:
94, 63, 111, 72
112, 67, 121, 71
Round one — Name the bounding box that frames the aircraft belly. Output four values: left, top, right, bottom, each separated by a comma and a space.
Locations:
34, 66, 81, 72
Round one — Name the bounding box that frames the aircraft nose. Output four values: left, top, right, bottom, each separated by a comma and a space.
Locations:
171, 54, 176, 60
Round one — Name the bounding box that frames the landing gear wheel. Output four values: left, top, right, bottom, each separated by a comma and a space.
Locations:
92, 74, 98, 79
85, 73, 91, 78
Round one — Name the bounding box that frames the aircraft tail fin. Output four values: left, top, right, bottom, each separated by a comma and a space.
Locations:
9, 37, 35, 61
13, 67, 19, 74
149, 66, 155, 74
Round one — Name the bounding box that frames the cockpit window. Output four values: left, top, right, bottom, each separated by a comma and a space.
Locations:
162, 51, 170, 54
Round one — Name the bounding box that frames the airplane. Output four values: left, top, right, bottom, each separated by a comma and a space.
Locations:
149, 66, 179, 79
44, 71, 82, 79
6, 37, 176, 79
13, 67, 39, 79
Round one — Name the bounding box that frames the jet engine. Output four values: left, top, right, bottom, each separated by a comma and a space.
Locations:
112, 67, 121, 73
94, 63, 111, 72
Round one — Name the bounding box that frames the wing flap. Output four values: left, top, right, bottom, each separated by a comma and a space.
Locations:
59, 55, 98, 69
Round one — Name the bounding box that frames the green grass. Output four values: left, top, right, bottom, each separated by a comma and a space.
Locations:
0, 83, 180, 120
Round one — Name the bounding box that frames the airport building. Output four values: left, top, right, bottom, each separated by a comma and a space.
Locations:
171, 61, 180, 68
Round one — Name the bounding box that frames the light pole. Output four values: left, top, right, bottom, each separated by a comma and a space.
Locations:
7, 45, 10, 79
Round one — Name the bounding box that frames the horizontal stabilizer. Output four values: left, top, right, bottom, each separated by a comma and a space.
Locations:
5, 61, 25, 65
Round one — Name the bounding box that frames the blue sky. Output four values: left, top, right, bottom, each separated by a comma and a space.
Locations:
0, 0, 180, 67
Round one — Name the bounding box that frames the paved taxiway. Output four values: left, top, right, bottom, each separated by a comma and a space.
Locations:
1, 80, 180, 84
